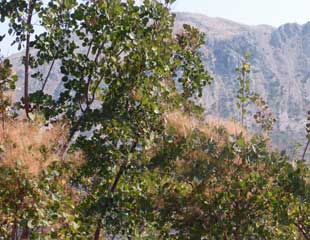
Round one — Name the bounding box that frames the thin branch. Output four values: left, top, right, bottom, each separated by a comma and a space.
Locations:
86, 40, 93, 57
85, 41, 104, 107
295, 222, 310, 240
115, 47, 125, 58
89, 75, 104, 104
302, 138, 310, 162
89, 47, 125, 105
24, 0, 36, 119
41, 54, 57, 92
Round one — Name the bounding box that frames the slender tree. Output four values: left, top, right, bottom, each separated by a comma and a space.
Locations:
236, 53, 251, 127
302, 111, 310, 161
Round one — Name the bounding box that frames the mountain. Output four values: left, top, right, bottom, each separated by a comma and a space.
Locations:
8, 12, 310, 151
175, 13, 309, 150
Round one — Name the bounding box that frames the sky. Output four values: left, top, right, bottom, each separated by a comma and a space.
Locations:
172, 0, 310, 26
1, 0, 310, 56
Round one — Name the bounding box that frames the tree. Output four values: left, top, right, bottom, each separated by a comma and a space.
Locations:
302, 111, 310, 161
236, 53, 276, 133
1, 0, 212, 238
236, 52, 251, 127
0, 0, 43, 118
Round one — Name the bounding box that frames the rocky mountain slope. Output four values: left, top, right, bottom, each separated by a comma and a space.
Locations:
8, 12, 310, 150
175, 13, 309, 149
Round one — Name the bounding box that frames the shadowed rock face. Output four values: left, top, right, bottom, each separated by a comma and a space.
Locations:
175, 13, 309, 149
7, 12, 309, 150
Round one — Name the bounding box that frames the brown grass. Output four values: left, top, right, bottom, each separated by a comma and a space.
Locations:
164, 110, 250, 174
0, 120, 70, 176
164, 111, 200, 137
205, 116, 247, 137
164, 110, 248, 141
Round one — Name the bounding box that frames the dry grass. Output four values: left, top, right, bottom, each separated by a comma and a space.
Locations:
205, 116, 248, 137
164, 111, 200, 137
164, 110, 248, 141
0, 110, 247, 176
164, 110, 250, 173
0, 120, 70, 176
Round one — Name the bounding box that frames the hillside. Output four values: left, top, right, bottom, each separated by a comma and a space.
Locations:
9, 12, 310, 150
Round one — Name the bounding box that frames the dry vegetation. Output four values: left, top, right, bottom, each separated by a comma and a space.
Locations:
0, 120, 71, 176
0, 111, 248, 177
165, 110, 248, 141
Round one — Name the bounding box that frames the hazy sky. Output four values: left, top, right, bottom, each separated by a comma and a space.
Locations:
1, 0, 310, 56
172, 0, 310, 26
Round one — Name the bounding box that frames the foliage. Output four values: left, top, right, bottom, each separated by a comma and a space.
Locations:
0, 0, 309, 240
0, 58, 17, 129
144, 115, 310, 239
0, 163, 83, 239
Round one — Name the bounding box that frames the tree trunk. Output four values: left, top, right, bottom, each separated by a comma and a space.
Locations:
93, 141, 137, 240
24, 0, 36, 119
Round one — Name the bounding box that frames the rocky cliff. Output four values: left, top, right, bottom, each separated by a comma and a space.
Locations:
175, 13, 309, 149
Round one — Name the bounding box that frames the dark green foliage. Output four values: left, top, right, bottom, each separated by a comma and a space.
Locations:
147, 128, 310, 239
